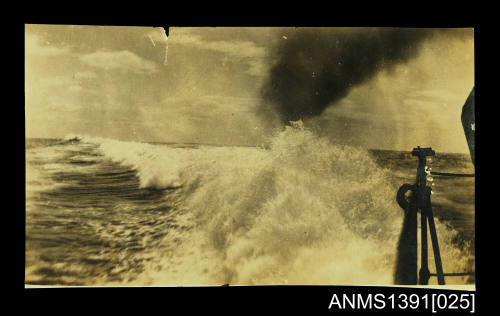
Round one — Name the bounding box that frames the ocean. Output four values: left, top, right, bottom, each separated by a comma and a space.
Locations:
25, 127, 475, 286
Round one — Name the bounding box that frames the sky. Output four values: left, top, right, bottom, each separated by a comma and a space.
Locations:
25, 25, 474, 153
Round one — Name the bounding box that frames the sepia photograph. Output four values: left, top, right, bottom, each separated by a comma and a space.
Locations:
25, 25, 475, 287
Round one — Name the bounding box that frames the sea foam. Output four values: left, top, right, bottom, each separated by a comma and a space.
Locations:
70, 126, 474, 285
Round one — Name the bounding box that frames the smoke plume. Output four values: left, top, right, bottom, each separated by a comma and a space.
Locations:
261, 28, 449, 123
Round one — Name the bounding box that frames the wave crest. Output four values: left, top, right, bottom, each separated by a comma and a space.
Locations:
73, 127, 473, 285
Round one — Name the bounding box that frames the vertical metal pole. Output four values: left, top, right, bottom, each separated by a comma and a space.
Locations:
419, 209, 430, 285
426, 203, 445, 285
414, 148, 433, 285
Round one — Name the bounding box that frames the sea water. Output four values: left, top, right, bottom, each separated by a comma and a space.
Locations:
25, 127, 475, 286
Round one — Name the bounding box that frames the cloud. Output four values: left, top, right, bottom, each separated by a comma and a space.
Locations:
408, 89, 464, 103
73, 71, 98, 80
172, 34, 266, 59
38, 75, 71, 87
244, 60, 269, 77
68, 85, 83, 92
79, 50, 158, 74
138, 94, 266, 145
25, 34, 71, 57
172, 33, 268, 77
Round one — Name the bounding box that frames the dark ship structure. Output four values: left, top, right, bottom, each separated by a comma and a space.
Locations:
394, 87, 475, 285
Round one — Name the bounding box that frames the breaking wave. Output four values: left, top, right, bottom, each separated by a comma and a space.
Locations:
64, 126, 473, 285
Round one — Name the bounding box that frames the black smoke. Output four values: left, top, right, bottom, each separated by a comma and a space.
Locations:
261, 28, 448, 123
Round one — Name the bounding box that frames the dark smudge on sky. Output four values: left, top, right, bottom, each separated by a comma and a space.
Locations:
260, 28, 466, 124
